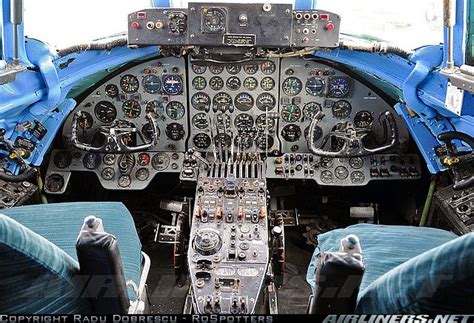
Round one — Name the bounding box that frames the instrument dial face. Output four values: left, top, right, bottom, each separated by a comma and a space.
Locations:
281, 124, 302, 142
332, 100, 352, 119
335, 166, 349, 180
165, 123, 185, 141
282, 77, 303, 96
192, 113, 209, 129
243, 77, 258, 91
168, 12, 187, 34
256, 135, 274, 150
120, 74, 139, 93
105, 84, 119, 98
162, 74, 183, 95
234, 92, 254, 111
142, 74, 162, 94
192, 76, 207, 90
256, 93, 276, 111
83, 153, 101, 170
321, 157, 333, 168
122, 100, 141, 118
354, 111, 374, 128
166, 101, 185, 120
101, 167, 115, 181
203, 7, 226, 33
152, 153, 170, 171
213, 92, 233, 111
214, 133, 232, 148
349, 157, 364, 169
142, 123, 157, 142
256, 114, 275, 132
118, 175, 132, 188
215, 113, 231, 130
146, 100, 164, 114
138, 152, 151, 166
193, 133, 212, 149
305, 77, 325, 96
226, 76, 241, 91
320, 170, 334, 184
260, 61, 276, 74
244, 63, 258, 75
303, 102, 322, 120
77, 111, 93, 129
329, 77, 351, 98
304, 125, 323, 142
234, 113, 254, 131
191, 64, 207, 74
191, 92, 211, 111
209, 65, 224, 74
103, 153, 116, 165
136, 168, 150, 181
54, 151, 72, 169
234, 136, 253, 150
226, 65, 241, 75
281, 105, 301, 122
261, 77, 275, 91
94, 101, 117, 123
350, 171, 366, 184
209, 76, 224, 90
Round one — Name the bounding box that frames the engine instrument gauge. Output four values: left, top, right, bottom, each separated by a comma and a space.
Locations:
83, 153, 101, 170
260, 61, 276, 74
335, 166, 349, 180
191, 64, 207, 74
192, 113, 209, 129
152, 153, 170, 171
349, 157, 364, 169
214, 133, 232, 148
302, 102, 322, 120
166, 101, 185, 120
103, 154, 116, 165
77, 111, 93, 129
138, 153, 151, 166
226, 65, 241, 75
101, 167, 115, 181
162, 74, 183, 95
256, 93, 276, 111
209, 76, 224, 90
226, 76, 241, 91
354, 111, 374, 128
193, 133, 212, 149
142, 123, 158, 142
256, 135, 274, 150
282, 77, 303, 96
329, 77, 351, 98
146, 100, 164, 114
94, 101, 117, 123
305, 77, 325, 96
243, 77, 258, 91
118, 175, 132, 188
256, 114, 275, 131
120, 74, 139, 93
281, 124, 302, 142
192, 76, 207, 90
168, 12, 187, 34
136, 168, 150, 181
203, 7, 226, 33
332, 100, 352, 119
191, 92, 211, 111
304, 125, 323, 142
320, 157, 333, 168
165, 123, 185, 141
105, 84, 119, 98
54, 151, 72, 169
234, 113, 254, 131
244, 63, 258, 75
234, 92, 253, 111
213, 92, 233, 111
215, 113, 231, 130
320, 170, 334, 184
261, 77, 275, 91
122, 100, 141, 118
234, 136, 253, 150
281, 105, 301, 122
142, 74, 162, 94
209, 65, 224, 74
350, 171, 365, 184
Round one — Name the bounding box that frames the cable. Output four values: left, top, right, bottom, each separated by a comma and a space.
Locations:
419, 176, 437, 227
57, 35, 128, 57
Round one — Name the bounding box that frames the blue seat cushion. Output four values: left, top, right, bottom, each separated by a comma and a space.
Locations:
2, 202, 142, 301
0, 213, 92, 314
306, 224, 458, 293
356, 232, 474, 313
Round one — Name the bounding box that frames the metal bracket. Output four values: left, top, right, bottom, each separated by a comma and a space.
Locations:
444, 81, 465, 115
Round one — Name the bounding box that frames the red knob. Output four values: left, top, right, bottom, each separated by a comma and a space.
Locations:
131, 21, 140, 29
325, 23, 335, 31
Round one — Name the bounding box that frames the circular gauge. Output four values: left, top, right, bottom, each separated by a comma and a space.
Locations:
53, 151, 72, 169
281, 124, 302, 142
210, 65, 224, 74
304, 125, 323, 142
350, 171, 366, 184
192, 64, 207, 74
193, 133, 212, 149
165, 123, 185, 141
256, 135, 274, 150
101, 167, 115, 181
103, 154, 116, 165
305, 77, 325, 96
138, 153, 151, 166
256, 93, 276, 111
77, 111, 93, 129
46, 174, 64, 193
332, 100, 352, 119
335, 166, 349, 180
261, 61, 276, 74
203, 7, 226, 33
349, 157, 364, 169
83, 153, 101, 170
166, 101, 185, 120
320, 170, 334, 184
162, 74, 183, 95
244, 63, 258, 75
354, 111, 374, 128
192, 76, 207, 90
234, 92, 253, 111
256, 114, 275, 132
192, 113, 209, 129
234, 113, 254, 131
105, 84, 119, 98
234, 136, 253, 150
329, 77, 351, 98
168, 12, 187, 34
303, 102, 322, 120
142, 74, 162, 94
146, 100, 164, 114
215, 113, 231, 130
136, 168, 150, 181
191, 92, 211, 111
94, 101, 117, 123
214, 133, 232, 148
282, 77, 303, 96
209, 76, 224, 90
281, 105, 301, 122
226, 65, 241, 75
118, 175, 132, 188
243, 77, 258, 91
142, 123, 158, 142
122, 100, 141, 118
152, 153, 170, 171
226, 76, 241, 91
213, 92, 233, 111
120, 74, 139, 93
321, 157, 334, 168
261, 77, 275, 91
